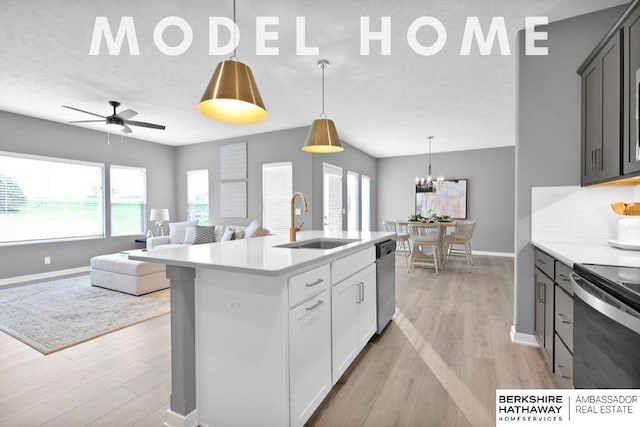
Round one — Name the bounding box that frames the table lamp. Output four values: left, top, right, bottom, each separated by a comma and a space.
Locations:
149, 208, 170, 236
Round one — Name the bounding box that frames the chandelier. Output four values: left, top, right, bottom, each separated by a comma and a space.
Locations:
416, 136, 443, 193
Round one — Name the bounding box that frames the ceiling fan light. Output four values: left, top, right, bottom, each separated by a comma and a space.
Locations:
303, 118, 344, 153
198, 60, 267, 124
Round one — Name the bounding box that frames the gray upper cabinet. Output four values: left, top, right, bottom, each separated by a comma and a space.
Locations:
579, 0, 640, 185
580, 31, 622, 185
623, 5, 640, 174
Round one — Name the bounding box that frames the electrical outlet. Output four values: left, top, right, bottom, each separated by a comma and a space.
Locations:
295, 208, 301, 215
227, 298, 242, 312
44, 256, 51, 265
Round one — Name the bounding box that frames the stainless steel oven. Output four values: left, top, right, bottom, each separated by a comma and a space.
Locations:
571, 264, 640, 388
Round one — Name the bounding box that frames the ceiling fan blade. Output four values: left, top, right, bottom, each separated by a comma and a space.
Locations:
118, 109, 138, 120
62, 105, 105, 118
68, 120, 104, 123
123, 120, 166, 130
122, 125, 133, 134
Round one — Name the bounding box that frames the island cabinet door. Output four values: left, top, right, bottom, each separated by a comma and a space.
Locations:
331, 278, 359, 384
357, 264, 377, 351
289, 288, 332, 427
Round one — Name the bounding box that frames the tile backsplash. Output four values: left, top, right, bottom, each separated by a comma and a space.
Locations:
531, 185, 640, 243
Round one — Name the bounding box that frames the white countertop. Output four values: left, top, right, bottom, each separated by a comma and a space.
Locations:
531, 238, 640, 268
129, 230, 395, 276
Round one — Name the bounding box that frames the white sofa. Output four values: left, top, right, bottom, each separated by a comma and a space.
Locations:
147, 220, 267, 250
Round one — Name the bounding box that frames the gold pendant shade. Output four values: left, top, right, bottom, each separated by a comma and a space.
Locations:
198, 60, 268, 124
303, 118, 344, 153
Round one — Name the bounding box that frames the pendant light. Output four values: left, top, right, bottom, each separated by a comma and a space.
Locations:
416, 136, 444, 192
303, 60, 344, 153
197, 0, 267, 124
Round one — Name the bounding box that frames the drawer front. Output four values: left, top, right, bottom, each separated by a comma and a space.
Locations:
534, 248, 554, 279
555, 285, 574, 352
289, 264, 331, 308
555, 262, 573, 295
331, 246, 375, 285
554, 334, 574, 389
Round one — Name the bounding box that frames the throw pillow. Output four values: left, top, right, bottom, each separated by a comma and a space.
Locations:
244, 220, 263, 238
232, 227, 245, 239
169, 220, 198, 244
193, 225, 216, 245
183, 226, 196, 244
214, 225, 227, 242
221, 227, 234, 241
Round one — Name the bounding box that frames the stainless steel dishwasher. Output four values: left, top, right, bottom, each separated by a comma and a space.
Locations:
376, 239, 396, 334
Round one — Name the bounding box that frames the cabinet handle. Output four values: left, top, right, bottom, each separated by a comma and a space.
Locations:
557, 364, 571, 380
558, 274, 569, 282
557, 313, 572, 324
536, 259, 546, 265
305, 299, 324, 312
356, 282, 362, 304
305, 278, 324, 288
591, 150, 595, 171
360, 281, 364, 302
538, 282, 546, 304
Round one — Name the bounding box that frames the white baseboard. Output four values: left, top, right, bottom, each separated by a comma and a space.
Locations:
0, 266, 90, 288
473, 250, 514, 258
164, 408, 198, 427
510, 325, 539, 347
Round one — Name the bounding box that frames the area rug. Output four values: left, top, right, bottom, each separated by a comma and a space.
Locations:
0, 274, 169, 354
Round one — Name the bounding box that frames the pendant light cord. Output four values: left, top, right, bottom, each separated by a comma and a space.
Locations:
321, 63, 325, 117
231, 0, 238, 60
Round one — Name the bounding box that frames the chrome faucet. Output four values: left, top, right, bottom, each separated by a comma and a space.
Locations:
290, 192, 309, 242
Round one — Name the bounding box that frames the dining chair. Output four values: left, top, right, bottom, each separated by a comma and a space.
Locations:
408, 223, 443, 274
443, 220, 476, 273
382, 220, 411, 269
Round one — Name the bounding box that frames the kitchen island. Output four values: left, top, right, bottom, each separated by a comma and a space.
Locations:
130, 230, 394, 427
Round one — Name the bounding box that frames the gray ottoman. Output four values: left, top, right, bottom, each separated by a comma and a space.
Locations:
90, 253, 169, 296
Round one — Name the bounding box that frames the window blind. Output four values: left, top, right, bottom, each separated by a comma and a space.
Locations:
323, 163, 342, 234
262, 162, 292, 235
361, 175, 371, 232
347, 171, 359, 232
0, 152, 104, 244
110, 165, 146, 236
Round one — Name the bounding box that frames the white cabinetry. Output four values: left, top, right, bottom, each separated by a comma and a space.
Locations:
288, 264, 332, 427
289, 288, 331, 427
331, 248, 377, 384
194, 245, 377, 427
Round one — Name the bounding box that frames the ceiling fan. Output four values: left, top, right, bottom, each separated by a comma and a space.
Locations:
62, 100, 166, 134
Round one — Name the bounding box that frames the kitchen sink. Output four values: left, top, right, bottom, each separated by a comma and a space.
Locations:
274, 238, 360, 250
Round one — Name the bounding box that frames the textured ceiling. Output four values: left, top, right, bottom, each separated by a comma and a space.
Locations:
0, 0, 628, 157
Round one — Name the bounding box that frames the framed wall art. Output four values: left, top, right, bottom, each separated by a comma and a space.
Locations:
415, 179, 468, 219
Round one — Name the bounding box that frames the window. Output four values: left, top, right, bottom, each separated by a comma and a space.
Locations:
323, 163, 343, 234
110, 165, 146, 236
262, 162, 292, 235
0, 152, 104, 243
347, 171, 359, 232
188, 170, 209, 225
361, 175, 371, 232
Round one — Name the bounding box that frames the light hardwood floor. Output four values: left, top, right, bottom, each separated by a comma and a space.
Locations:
0, 255, 555, 426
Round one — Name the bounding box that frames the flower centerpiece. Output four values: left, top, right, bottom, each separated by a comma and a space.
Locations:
408, 213, 452, 223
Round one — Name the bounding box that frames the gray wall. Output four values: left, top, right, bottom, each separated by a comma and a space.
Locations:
0, 110, 176, 279
174, 127, 314, 230
377, 146, 515, 253
175, 126, 377, 233
311, 143, 377, 231
514, 6, 625, 335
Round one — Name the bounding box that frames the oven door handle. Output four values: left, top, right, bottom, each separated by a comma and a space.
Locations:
571, 273, 640, 335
